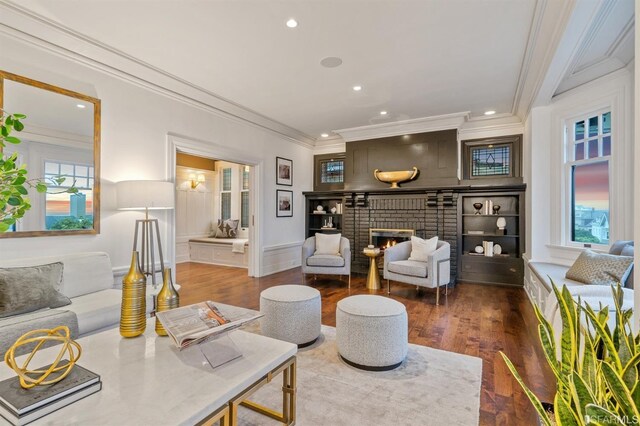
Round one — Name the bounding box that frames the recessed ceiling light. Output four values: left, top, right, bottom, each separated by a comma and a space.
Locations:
286, 19, 298, 28
321, 133, 329, 138
380, 111, 388, 115
352, 85, 362, 92
320, 57, 343, 68
76, 104, 86, 109
484, 110, 496, 116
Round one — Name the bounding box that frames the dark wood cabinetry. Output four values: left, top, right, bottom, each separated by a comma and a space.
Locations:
457, 190, 525, 286
304, 192, 344, 238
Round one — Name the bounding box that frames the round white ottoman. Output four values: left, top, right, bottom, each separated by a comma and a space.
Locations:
260, 285, 321, 347
336, 295, 408, 370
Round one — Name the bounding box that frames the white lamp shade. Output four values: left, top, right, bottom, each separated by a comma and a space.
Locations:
116, 180, 175, 210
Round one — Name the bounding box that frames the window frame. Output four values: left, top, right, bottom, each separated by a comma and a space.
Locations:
220, 167, 232, 221
240, 166, 250, 229
562, 108, 612, 250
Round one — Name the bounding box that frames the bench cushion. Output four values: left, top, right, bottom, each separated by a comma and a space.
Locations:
388, 260, 428, 278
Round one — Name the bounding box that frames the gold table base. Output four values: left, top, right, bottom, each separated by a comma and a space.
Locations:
364, 250, 382, 291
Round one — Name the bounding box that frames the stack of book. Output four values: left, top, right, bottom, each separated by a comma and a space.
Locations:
0, 363, 101, 425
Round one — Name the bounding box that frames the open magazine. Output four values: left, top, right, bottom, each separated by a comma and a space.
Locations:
155, 301, 262, 350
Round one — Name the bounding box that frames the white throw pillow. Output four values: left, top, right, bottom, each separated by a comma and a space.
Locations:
408, 236, 438, 262
315, 233, 342, 255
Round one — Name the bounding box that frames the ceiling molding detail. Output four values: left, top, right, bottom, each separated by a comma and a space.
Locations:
313, 139, 347, 155
511, 0, 576, 119
0, 2, 317, 148
458, 121, 524, 141
334, 112, 470, 142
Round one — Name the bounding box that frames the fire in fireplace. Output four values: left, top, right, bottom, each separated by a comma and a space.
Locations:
369, 228, 415, 250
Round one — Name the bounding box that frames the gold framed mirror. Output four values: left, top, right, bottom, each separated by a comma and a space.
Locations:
0, 70, 100, 238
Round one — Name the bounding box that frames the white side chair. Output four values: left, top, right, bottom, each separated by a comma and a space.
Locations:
383, 240, 450, 304
301, 236, 351, 288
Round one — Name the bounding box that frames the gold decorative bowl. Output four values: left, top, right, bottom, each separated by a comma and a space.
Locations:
373, 167, 418, 188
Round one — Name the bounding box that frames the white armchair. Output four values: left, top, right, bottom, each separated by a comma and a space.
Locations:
301, 236, 351, 288
383, 240, 450, 304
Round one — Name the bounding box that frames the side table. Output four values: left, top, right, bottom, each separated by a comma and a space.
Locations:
363, 248, 382, 290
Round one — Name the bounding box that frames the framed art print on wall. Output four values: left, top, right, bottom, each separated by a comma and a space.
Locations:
276, 190, 293, 217
276, 157, 293, 186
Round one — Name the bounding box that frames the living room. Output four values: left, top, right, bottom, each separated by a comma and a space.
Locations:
0, 1, 638, 425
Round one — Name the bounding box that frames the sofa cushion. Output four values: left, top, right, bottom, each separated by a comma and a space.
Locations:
307, 254, 345, 267
0, 263, 71, 318
314, 233, 342, 255
620, 245, 634, 289
565, 249, 633, 286
408, 236, 438, 262
0, 309, 79, 357
0, 252, 114, 298
388, 260, 428, 278
609, 240, 634, 256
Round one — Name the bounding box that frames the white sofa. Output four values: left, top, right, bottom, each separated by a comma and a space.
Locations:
0, 252, 154, 354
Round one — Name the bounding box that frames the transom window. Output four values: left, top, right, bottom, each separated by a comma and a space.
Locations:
565, 111, 611, 245
320, 159, 344, 184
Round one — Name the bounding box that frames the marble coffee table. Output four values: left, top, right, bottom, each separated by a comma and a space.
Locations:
0, 311, 297, 425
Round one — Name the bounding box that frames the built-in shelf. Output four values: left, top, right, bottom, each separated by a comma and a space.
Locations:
462, 233, 519, 238
309, 227, 340, 232
461, 213, 519, 217
309, 213, 342, 217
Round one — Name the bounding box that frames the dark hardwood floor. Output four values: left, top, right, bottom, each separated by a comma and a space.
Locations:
176, 262, 554, 425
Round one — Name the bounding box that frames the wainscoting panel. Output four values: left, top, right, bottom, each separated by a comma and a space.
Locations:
262, 241, 303, 276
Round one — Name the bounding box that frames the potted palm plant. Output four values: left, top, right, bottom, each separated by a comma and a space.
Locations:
501, 281, 639, 425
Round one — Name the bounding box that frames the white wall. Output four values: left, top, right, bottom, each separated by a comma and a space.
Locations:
525, 68, 634, 265
0, 35, 312, 276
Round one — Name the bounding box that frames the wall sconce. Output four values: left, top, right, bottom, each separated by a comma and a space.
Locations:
189, 173, 206, 189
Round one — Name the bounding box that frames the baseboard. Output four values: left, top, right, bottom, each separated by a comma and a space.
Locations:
261, 241, 303, 276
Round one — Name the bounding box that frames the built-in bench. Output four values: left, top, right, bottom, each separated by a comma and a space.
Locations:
189, 238, 249, 268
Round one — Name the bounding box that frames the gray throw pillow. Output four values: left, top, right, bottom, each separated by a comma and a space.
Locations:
565, 249, 633, 286
0, 262, 71, 318
620, 244, 634, 289
609, 240, 634, 256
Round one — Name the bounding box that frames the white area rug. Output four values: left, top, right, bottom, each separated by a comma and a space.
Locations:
237, 324, 482, 426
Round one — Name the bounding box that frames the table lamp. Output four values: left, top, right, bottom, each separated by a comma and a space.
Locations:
116, 180, 175, 287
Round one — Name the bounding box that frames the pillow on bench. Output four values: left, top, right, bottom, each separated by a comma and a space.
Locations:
565, 249, 633, 287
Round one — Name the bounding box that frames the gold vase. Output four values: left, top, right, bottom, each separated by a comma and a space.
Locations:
120, 251, 147, 338
155, 268, 180, 336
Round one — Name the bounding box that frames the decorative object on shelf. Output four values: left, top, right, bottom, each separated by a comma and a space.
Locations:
496, 217, 507, 235
155, 268, 180, 336
4, 326, 82, 389
483, 200, 493, 215
330, 207, 337, 214
493, 244, 502, 255
473, 203, 483, 215
483, 241, 494, 257
492, 205, 500, 215
120, 251, 147, 338
468, 230, 484, 235
116, 180, 175, 287
316, 205, 324, 212
373, 166, 418, 188
276, 190, 293, 217
474, 245, 484, 254
276, 156, 293, 186
322, 217, 334, 229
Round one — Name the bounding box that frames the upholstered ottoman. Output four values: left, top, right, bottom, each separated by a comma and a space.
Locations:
336, 295, 408, 370
260, 285, 321, 347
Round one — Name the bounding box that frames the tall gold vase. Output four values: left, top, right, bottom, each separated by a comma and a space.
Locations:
155, 268, 180, 336
120, 251, 147, 338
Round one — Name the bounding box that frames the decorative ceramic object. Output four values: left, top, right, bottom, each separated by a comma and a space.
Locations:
473, 203, 483, 215
373, 167, 418, 188
494, 244, 502, 255
496, 217, 507, 230
474, 245, 484, 254
492, 205, 501, 215
4, 326, 82, 389
155, 268, 180, 336
120, 251, 147, 338
316, 205, 324, 212
330, 207, 337, 214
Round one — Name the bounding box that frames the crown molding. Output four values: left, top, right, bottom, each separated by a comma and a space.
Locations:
458, 121, 524, 141
334, 112, 470, 142
0, 1, 316, 148
313, 138, 346, 155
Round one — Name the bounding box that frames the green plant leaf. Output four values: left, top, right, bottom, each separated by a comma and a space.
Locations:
5, 116, 13, 126
12, 120, 24, 132
35, 183, 47, 193
600, 361, 640, 420
15, 186, 27, 195
0, 222, 9, 233
585, 404, 625, 425
570, 372, 596, 420
6, 196, 21, 206
3, 136, 20, 144
552, 282, 578, 378
500, 352, 553, 426
554, 392, 580, 426
582, 305, 623, 371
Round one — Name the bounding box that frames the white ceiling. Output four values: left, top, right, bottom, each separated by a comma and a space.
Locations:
14, 0, 542, 140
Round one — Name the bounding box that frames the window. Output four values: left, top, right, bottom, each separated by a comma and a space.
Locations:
320, 159, 344, 184
565, 111, 610, 245
471, 145, 510, 177
220, 168, 232, 221
43, 161, 94, 230
241, 166, 250, 228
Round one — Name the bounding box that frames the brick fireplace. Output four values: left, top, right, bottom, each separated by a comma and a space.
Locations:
342, 192, 458, 279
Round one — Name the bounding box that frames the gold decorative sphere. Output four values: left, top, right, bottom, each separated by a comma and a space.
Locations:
4, 326, 82, 389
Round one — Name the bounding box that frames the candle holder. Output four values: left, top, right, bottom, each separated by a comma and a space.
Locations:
473, 203, 483, 215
